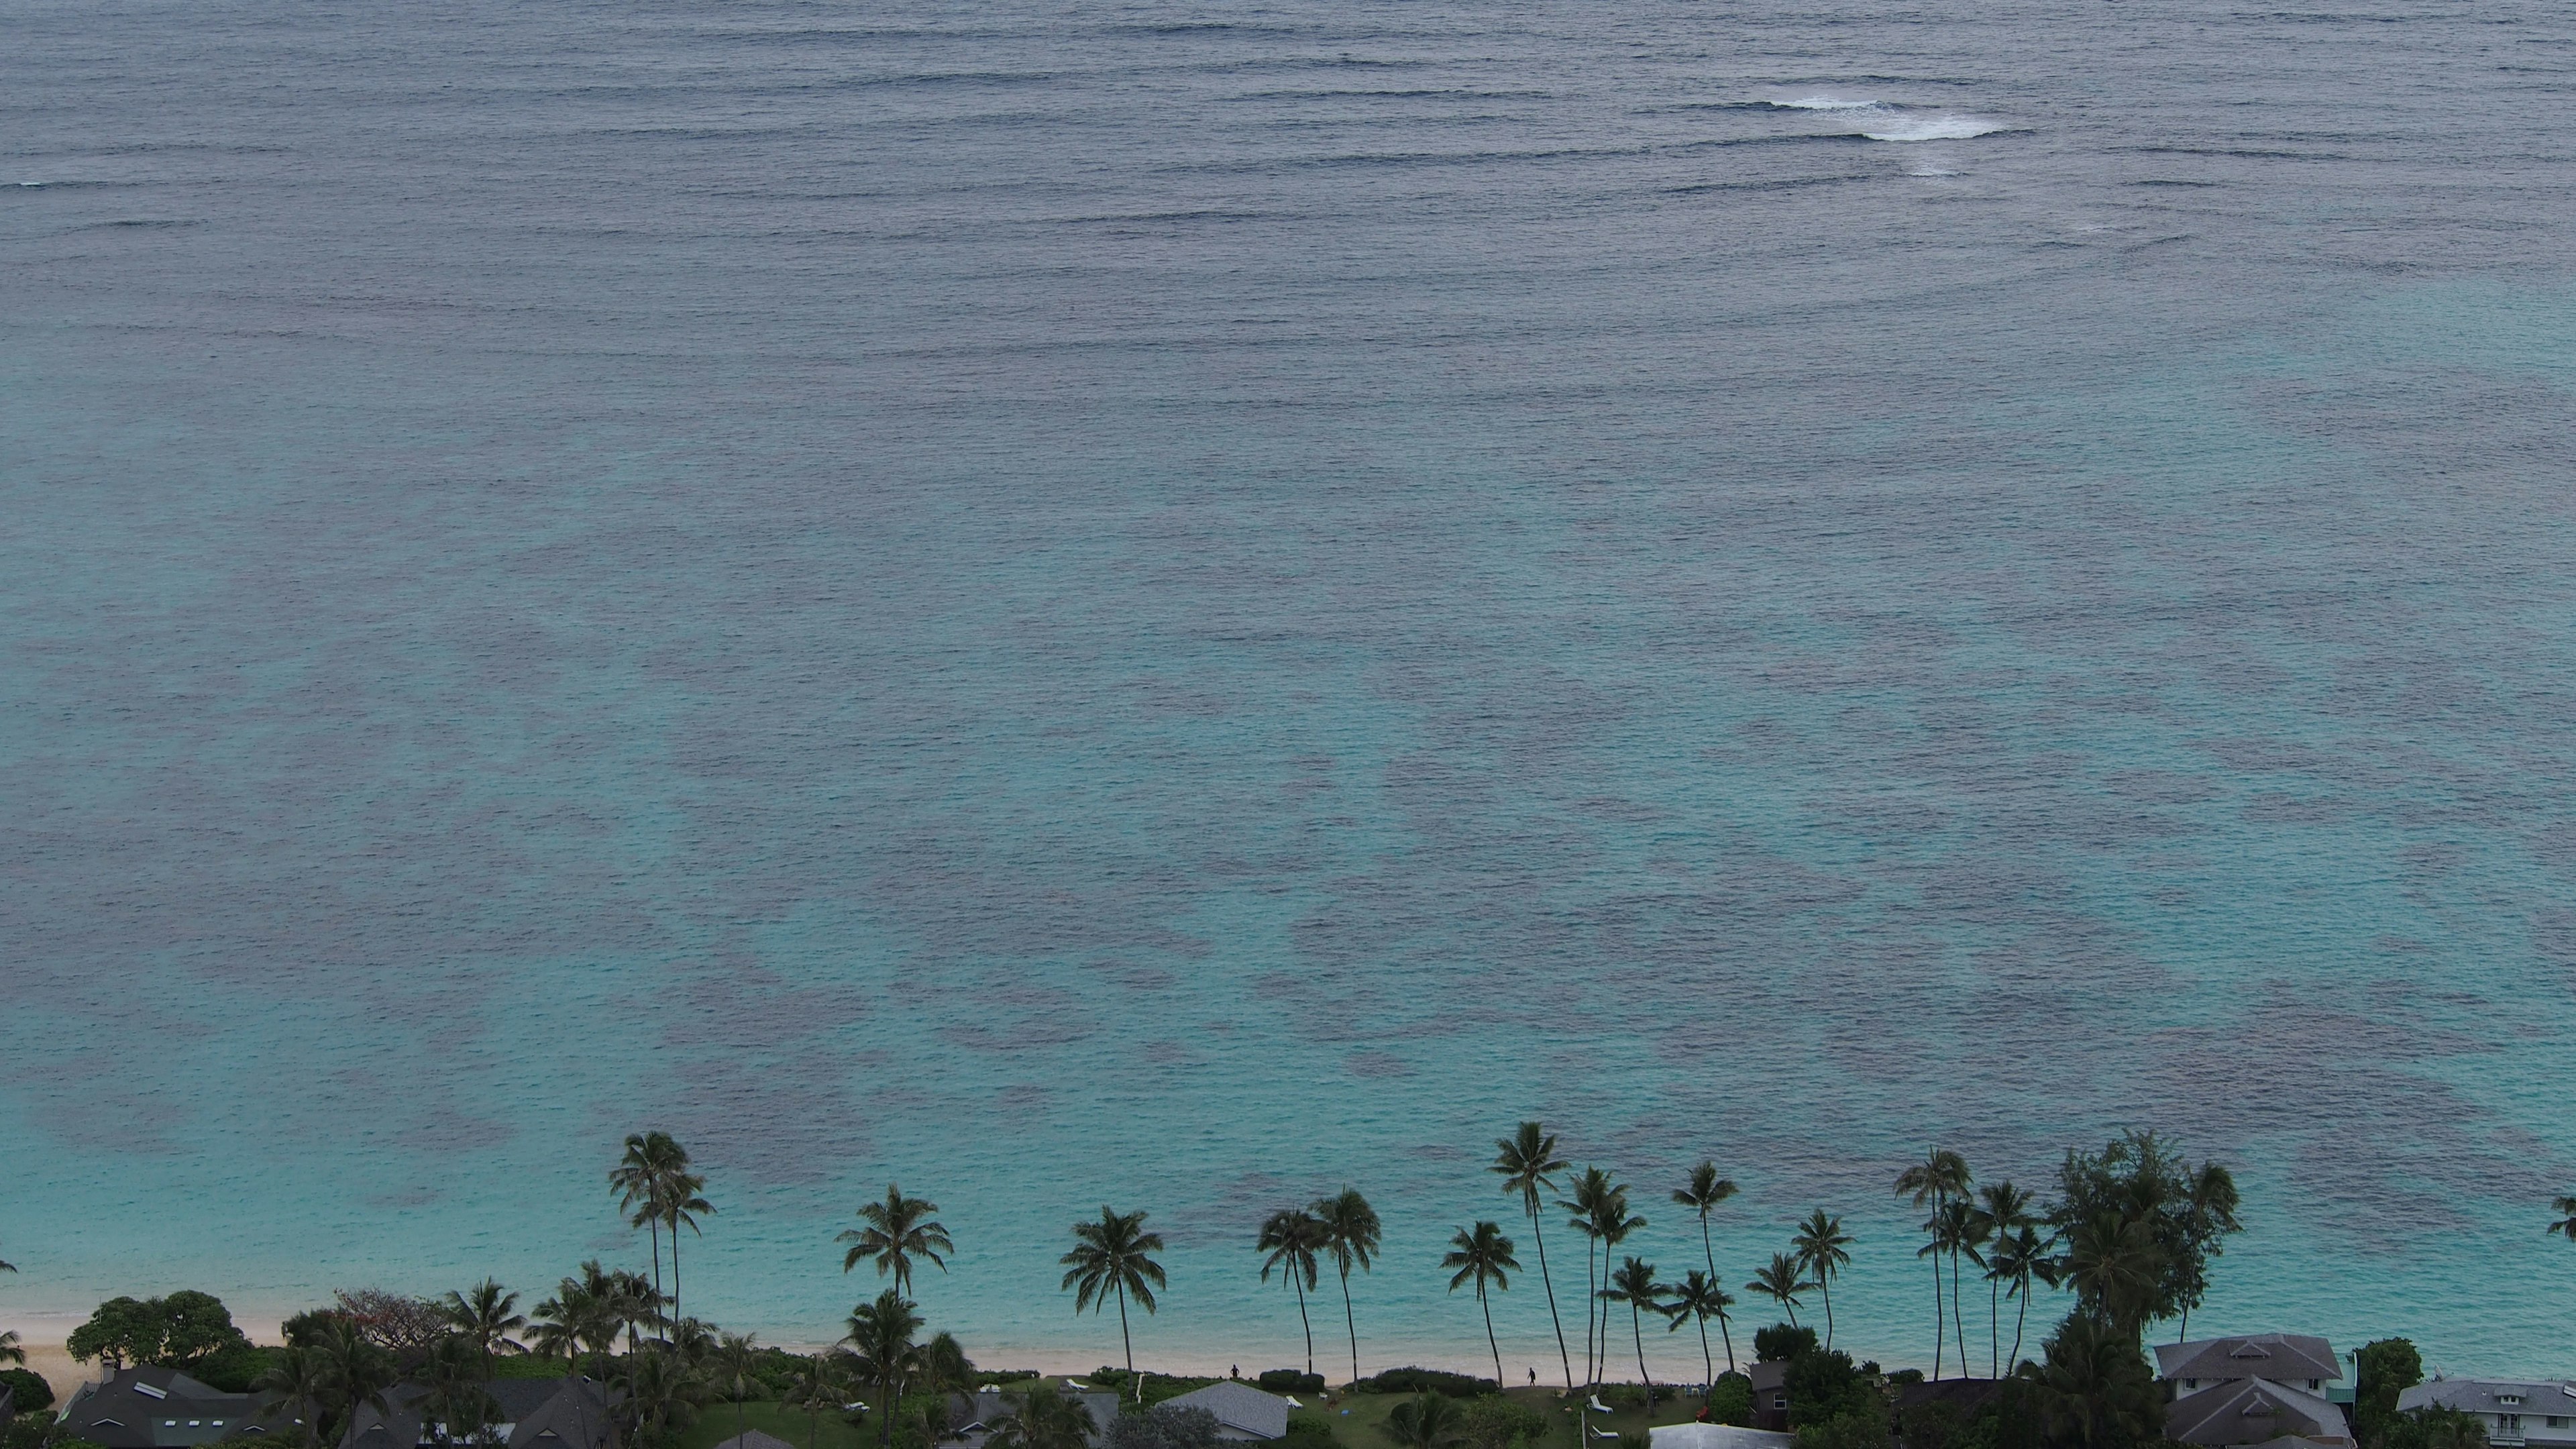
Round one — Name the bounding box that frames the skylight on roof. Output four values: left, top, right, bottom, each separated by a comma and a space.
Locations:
136, 1383, 169, 1400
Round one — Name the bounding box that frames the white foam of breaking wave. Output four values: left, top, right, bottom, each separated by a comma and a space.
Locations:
1775, 94, 1876, 111
1862, 115, 2009, 142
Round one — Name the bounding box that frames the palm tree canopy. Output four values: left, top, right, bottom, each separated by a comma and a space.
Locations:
1493, 1124, 1568, 1214
1257, 1208, 1326, 1290
1591, 1189, 1646, 1251
2059, 1211, 2164, 1335
1385, 1393, 1465, 1449
2552, 1194, 2576, 1240
657, 1173, 714, 1237
438, 1280, 527, 1357
840, 1183, 955, 1281
1559, 1167, 1615, 1237
1791, 1211, 1854, 1280
1748, 1254, 1812, 1307
1894, 1148, 1973, 1207
1942, 1198, 1994, 1265
1662, 1271, 1733, 1330
994, 1389, 1098, 1449
1601, 1256, 1664, 1309
1980, 1181, 2036, 1236
1313, 1189, 1383, 1276
1061, 1206, 1168, 1314
1674, 1163, 1740, 1218
1442, 1222, 1519, 1293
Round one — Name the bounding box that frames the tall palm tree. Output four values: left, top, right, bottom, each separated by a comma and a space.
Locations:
654, 1168, 713, 1334
1592, 1188, 1646, 1389
421, 1336, 504, 1449
1601, 1258, 1667, 1399
1559, 1167, 1614, 1385
1894, 1148, 1970, 1379
617, 1342, 701, 1448
2027, 1314, 2161, 1449
991, 1389, 1096, 1449
1257, 1208, 1328, 1377
1941, 1198, 1990, 1373
1060, 1205, 1167, 1379
784, 1353, 845, 1449
1987, 1223, 2053, 1372
1313, 1188, 1382, 1384
438, 1280, 527, 1381
313, 1318, 399, 1449
2175, 1164, 2241, 1343
2059, 1211, 2162, 1340
1442, 1222, 1519, 1387
1745, 1254, 1810, 1329
921, 1332, 972, 1399
1385, 1393, 1465, 1449
1976, 1183, 2035, 1375
611, 1132, 686, 1331
845, 1290, 924, 1448
1493, 1124, 1576, 1391
1660, 1271, 1733, 1391
256, 1345, 333, 1448
1672, 1165, 1739, 1362
1789, 1211, 1854, 1351
713, 1332, 763, 1446
840, 1185, 955, 1299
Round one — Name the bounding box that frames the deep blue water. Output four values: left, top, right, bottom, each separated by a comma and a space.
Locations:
5, 0, 2576, 1381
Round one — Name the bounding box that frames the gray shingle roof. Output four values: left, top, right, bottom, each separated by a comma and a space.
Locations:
2157, 1338, 2343, 1387
2398, 1381, 2576, 1416
2165, 1379, 2348, 1448
1159, 1383, 1291, 1442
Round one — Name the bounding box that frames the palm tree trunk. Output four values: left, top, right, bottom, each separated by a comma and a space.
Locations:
1990, 1280, 2000, 1378
1696, 1316, 1712, 1397
1717, 1312, 1737, 1377
1930, 1227, 1945, 1380
1584, 1241, 1600, 1387
1481, 1283, 1503, 1387
1531, 1210, 1574, 1391
1118, 1281, 1135, 1375
2010, 1283, 2028, 1371
1631, 1304, 1650, 1401
1820, 1277, 1833, 1351
1338, 1264, 1360, 1384
670, 1223, 684, 1336
647, 1220, 665, 1338
1949, 1249, 1967, 1375
1295, 1275, 1314, 1377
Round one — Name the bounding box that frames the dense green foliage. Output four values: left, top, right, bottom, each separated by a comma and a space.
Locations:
2355, 1339, 2425, 1449
2047, 1132, 2239, 1335
1455, 1395, 1552, 1449
0, 1368, 55, 1413
1704, 1374, 1753, 1428
1284, 1411, 1344, 1449
1754, 1326, 1819, 1363
66, 1291, 252, 1371
1782, 1350, 1870, 1430
1352, 1368, 1497, 1397
2380, 1408, 2490, 1449
1262, 1371, 1328, 1394
1104, 1404, 1222, 1449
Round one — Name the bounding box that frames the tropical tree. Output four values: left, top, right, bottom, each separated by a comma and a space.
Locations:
1559, 1167, 1614, 1384
1442, 1221, 1519, 1387
1672, 1165, 1739, 1362
530, 1280, 611, 1375
1493, 1124, 1576, 1390
1314, 1188, 1383, 1384
846, 1290, 924, 1448
311, 1318, 399, 1449
438, 1280, 527, 1380
2023, 1313, 2162, 1449
1384, 1393, 1466, 1449
784, 1353, 847, 1449
1941, 1197, 1991, 1373
610, 1132, 687, 1332
1976, 1183, 2036, 1374
1745, 1254, 1811, 1328
2173, 1162, 2241, 1342
1601, 1258, 1667, 1400
921, 1332, 974, 1398
420, 1335, 504, 1449
653, 1167, 714, 1334
2047, 1131, 2241, 1340
840, 1185, 955, 1300
618, 1342, 702, 1448
2059, 1212, 2163, 1340
1894, 1148, 1971, 1379
0, 1332, 19, 1368
1987, 1223, 2055, 1373
1661, 1270, 1733, 1391
710, 1332, 763, 1446
1789, 1212, 1853, 1351
256, 1344, 334, 1448
2551, 1195, 2576, 1242
1061, 1205, 1168, 1379
991, 1389, 1097, 1449
1257, 1208, 1328, 1377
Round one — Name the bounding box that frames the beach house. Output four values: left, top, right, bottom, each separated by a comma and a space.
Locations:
340, 1375, 616, 1449
59, 1366, 299, 1448
2154, 1335, 2352, 1449
2396, 1379, 2576, 1448
1155, 1382, 1293, 1442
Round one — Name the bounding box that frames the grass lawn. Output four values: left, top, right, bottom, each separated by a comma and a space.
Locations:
678, 1401, 877, 1449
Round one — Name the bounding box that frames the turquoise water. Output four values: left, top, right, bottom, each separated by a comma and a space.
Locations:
5, 0, 2576, 1382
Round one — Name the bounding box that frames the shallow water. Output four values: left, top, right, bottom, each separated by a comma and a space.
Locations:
5, 0, 2576, 1380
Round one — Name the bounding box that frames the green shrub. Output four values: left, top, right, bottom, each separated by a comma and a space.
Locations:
1350, 1368, 1495, 1398
1457, 1395, 1550, 1449
1754, 1326, 1817, 1364
1783, 1352, 1866, 1430
193, 1342, 278, 1393
1705, 1375, 1753, 1428
1263, 1371, 1327, 1395
1793, 1399, 1890, 1449
1285, 1411, 1342, 1449
0, 1368, 55, 1413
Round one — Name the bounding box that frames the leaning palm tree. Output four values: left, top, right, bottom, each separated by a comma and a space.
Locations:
1745, 1254, 1811, 1328
1940, 1198, 1990, 1373
610, 1132, 688, 1331
653, 1168, 714, 1333
1894, 1148, 1971, 1379
1385, 1393, 1465, 1449
1660, 1271, 1733, 1391
845, 1290, 924, 1448
1790, 1212, 1854, 1350
840, 1184, 956, 1299
1589, 1187, 1646, 1388
1442, 1221, 1519, 1386
1060, 1205, 1167, 1379
712, 1332, 763, 1446
1558, 1167, 1615, 1384
1986, 1223, 2053, 1372
1313, 1187, 1382, 1384
438, 1279, 527, 1380
1672, 1165, 1739, 1358
1976, 1183, 2035, 1374
1258, 1207, 1328, 1377
1601, 1257, 1667, 1400
1493, 1122, 1576, 1390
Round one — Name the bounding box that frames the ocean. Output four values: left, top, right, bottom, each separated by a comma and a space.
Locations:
4, 0, 2575, 1382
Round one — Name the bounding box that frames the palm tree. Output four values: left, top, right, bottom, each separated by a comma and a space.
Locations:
1941, 1198, 1990, 1373
2175, 1164, 2241, 1343
529, 1281, 606, 1372
0, 1332, 19, 1369
2059, 1211, 2162, 1340
2026, 1313, 2160, 1449
1976, 1183, 2035, 1375
1493, 1122, 1576, 1390
256, 1344, 333, 1448
312, 1318, 399, 1449
1257, 1208, 1328, 1377
991, 1389, 1096, 1449
841, 1184, 956, 1299
922, 1332, 973, 1399
1601, 1258, 1667, 1399
1987, 1224, 2053, 1372
1660, 1271, 1733, 1392
784, 1353, 845, 1449
618, 1342, 701, 1448
611, 1132, 687, 1331
1593, 1189, 1646, 1389
845, 1290, 924, 1448
1559, 1167, 1614, 1385
1060, 1205, 1167, 1379
712, 1332, 762, 1446
421, 1336, 504, 1449
1385, 1393, 1465, 1449
1894, 1148, 1970, 1379
1672, 1165, 1739, 1363
1313, 1187, 1382, 1384
655, 1168, 714, 1334
1745, 1254, 1811, 1328
1442, 1221, 1519, 1386
2551, 1195, 2576, 1241
1788, 1212, 1853, 1352
438, 1279, 527, 1381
